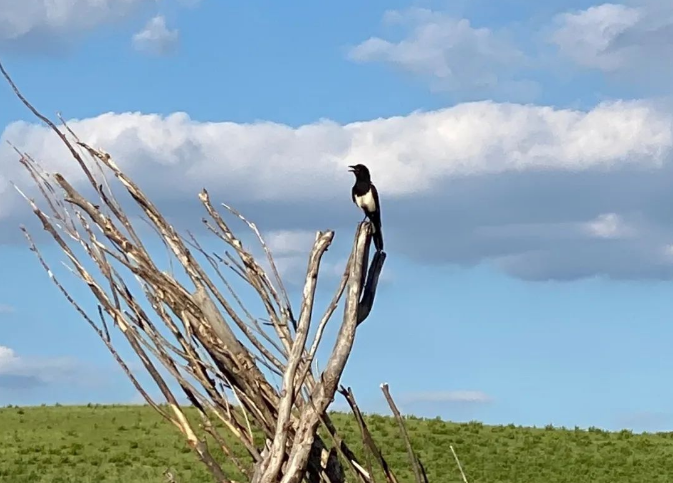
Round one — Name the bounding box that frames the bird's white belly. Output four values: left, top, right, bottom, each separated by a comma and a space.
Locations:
355, 191, 376, 212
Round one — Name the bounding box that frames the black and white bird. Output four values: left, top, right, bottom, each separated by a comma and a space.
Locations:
349, 163, 384, 252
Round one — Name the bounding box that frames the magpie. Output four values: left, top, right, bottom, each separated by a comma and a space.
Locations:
349, 163, 384, 252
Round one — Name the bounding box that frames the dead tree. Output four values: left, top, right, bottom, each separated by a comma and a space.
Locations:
1, 61, 428, 483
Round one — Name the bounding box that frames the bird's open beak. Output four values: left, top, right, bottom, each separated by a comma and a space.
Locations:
348, 165, 355, 172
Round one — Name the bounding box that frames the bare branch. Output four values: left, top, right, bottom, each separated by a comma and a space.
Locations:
450, 445, 469, 483
339, 386, 399, 483
380, 383, 428, 483
256, 230, 334, 483
276, 223, 371, 483
221, 202, 295, 330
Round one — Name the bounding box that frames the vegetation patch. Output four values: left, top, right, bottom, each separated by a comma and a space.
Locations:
2, 405, 673, 483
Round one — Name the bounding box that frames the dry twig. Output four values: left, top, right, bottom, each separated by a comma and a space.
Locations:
381, 383, 429, 483
450, 445, 469, 483
339, 386, 400, 483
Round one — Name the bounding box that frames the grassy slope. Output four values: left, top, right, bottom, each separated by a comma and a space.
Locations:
2, 405, 673, 483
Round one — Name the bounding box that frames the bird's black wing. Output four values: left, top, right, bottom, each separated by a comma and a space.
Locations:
370, 183, 381, 215
369, 183, 384, 251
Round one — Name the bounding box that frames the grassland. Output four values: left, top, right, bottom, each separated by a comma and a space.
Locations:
2, 405, 673, 482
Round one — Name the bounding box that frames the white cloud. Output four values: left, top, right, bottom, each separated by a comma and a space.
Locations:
350, 3, 673, 97
2, 100, 666, 203
0, 0, 152, 51
0, 346, 13, 362
549, 1, 673, 85
550, 3, 642, 71
132, 15, 179, 56
583, 213, 634, 239
266, 230, 318, 257
402, 390, 492, 404
0, 345, 85, 388
349, 7, 533, 98
2, 99, 673, 281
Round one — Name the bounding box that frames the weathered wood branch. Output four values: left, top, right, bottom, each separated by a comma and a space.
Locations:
381, 384, 429, 483
255, 231, 335, 483
0, 59, 433, 483
339, 386, 400, 483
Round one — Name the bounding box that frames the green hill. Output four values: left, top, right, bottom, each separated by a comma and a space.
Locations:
1, 404, 673, 482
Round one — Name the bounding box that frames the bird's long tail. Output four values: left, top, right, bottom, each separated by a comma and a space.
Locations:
369, 213, 384, 252
373, 226, 384, 252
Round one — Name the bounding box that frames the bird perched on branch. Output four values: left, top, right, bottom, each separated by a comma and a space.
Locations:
349, 163, 384, 251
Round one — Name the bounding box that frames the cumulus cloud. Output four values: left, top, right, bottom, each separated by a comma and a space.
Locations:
0, 0, 152, 52
5, 100, 667, 200
549, 1, 673, 88
2, 99, 673, 281
550, 3, 642, 71
348, 7, 535, 100
0, 345, 85, 389
132, 15, 179, 56
583, 213, 635, 239
350, 2, 673, 97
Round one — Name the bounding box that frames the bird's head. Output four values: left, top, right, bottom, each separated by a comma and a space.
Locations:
348, 164, 371, 181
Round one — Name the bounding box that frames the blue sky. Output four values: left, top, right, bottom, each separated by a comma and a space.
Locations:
2, 0, 673, 433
